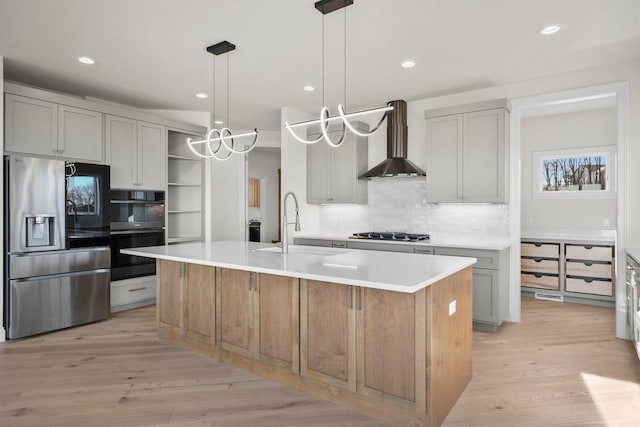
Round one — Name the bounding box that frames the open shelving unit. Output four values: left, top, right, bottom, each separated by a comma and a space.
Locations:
166, 129, 205, 245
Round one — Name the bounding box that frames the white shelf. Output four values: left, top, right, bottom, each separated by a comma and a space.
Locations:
168, 210, 202, 214
168, 182, 202, 187
168, 154, 201, 161
168, 236, 203, 244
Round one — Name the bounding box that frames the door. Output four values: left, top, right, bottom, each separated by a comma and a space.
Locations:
106, 115, 137, 189
471, 268, 499, 323
137, 121, 165, 191
58, 105, 103, 162
157, 260, 183, 328
357, 287, 417, 406
307, 140, 331, 203
254, 274, 299, 371
301, 280, 356, 390
216, 268, 253, 357
331, 135, 357, 203
426, 114, 463, 202
462, 108, 505, 202
185, 264, 216, 342
5, 94, 58, 157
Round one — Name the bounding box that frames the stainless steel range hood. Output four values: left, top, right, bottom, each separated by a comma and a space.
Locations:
359, 99, 426, 179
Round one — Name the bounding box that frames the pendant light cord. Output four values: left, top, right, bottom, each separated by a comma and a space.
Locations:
212, 54, 216, 128
344, 7, 347, 112
322, 14, 325, 108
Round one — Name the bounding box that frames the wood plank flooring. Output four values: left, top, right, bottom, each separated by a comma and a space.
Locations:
1, 298, 639, 426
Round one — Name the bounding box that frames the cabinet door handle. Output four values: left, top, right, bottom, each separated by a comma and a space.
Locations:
128, 287, 147, 292
348, 288, 353, 309
357, 287, 363, 311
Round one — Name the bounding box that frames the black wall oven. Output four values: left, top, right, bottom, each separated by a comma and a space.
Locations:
110, 191, 165, 281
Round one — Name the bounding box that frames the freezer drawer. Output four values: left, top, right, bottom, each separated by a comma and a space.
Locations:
8, 269, 110, 339
9, 247, 110, 279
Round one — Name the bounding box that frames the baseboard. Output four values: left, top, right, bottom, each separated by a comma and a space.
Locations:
473, 321, 499, 332
0, 327, 5, 342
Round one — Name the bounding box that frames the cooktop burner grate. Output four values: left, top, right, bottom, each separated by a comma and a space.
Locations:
350, 231, 430, 242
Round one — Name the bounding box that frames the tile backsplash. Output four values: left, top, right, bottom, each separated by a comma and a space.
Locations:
319, 178, 509, 240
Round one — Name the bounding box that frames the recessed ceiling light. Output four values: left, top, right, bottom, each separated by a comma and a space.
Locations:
195, 93, 208, 99
539, 25, 561, 35
214, 120, 224, 125
401, 60, 415, 68
77, 56, 96, 65
303, 86, 315, 92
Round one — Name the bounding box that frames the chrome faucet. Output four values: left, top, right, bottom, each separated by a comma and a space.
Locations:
282, 191, 301, 254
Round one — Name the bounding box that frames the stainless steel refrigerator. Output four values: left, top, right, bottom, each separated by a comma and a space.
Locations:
4, 155, 110, 339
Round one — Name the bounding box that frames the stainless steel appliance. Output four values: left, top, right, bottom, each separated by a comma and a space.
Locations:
350, 231, 430, 242
359, 100, 427, 179
110, 190, 165, 281
627, 256, 640, 359
4, 156, 110, 340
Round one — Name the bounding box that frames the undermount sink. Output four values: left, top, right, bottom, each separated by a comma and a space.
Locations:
256, 245, 350, 256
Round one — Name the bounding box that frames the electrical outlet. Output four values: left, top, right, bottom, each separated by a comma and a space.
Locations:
449, 300, 456, 316
603, 218, 610, 227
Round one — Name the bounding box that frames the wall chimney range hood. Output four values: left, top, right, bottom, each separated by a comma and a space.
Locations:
359, 100, 426, 179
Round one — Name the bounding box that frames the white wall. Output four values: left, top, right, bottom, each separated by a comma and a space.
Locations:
1, 56, 5, 342
248, 148, 280, 243
521, 107, 617, 230
280, 107, 320, 243
210, 153, 246, 241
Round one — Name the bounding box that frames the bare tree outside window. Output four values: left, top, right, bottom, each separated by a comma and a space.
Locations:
539, 155, 606, 192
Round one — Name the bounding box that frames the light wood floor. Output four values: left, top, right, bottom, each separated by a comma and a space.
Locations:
1, 298, 639, 427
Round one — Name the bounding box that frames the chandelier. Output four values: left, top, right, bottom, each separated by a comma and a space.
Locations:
284, 0, 393, 147
187, 41, 259, 160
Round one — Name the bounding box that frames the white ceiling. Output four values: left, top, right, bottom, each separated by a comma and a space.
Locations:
1, 0, 639, 130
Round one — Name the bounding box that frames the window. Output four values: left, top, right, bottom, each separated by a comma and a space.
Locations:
67, 176, 99, 215
532, 146, 616, 199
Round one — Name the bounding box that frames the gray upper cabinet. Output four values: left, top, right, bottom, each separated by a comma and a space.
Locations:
307, 124, 368, 204
5, 94, 104, 163
425, 99, 509, 203
58, 105, 103, 162
107, 114, 165, 190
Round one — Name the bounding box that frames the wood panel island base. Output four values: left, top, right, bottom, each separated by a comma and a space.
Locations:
123, 242, 475, 427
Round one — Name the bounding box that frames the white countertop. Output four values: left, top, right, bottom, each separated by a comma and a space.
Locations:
521, 229, 616, 243
627, 248, 640, 265
294, 234, 511, 251
122, 241, 476, 293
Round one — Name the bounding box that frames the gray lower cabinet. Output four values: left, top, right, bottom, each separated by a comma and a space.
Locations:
294, 237, 509, 331
434, 247, 508, 331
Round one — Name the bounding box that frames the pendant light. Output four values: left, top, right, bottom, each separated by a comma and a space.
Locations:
187, 41, 259, 160
284, 0, 393, 147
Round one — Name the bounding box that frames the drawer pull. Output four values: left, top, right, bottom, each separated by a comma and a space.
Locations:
534, 243, 542, 247
534, 258, 542, 263
128, 287, 147, 292
584, 245, 593, 250
534, 273, 543, 278
584, 262, 593, 266
584, 278, 594, 283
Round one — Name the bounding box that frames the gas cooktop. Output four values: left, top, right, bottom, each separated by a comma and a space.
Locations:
350, 231, 430, 242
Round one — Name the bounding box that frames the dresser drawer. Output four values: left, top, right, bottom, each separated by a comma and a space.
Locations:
565, 277, 613, 296
111, 277, 157, 306
566, 261, 612, 279
521, 242, 559, 259
565, 244, 613, 262
521, 258, 559, 274
521, 273, 559, 290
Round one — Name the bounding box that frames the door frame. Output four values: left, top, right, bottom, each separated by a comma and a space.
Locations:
508, 82, 629, 339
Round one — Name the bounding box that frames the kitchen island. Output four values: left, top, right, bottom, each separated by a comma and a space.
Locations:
122, 241, 476, 427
